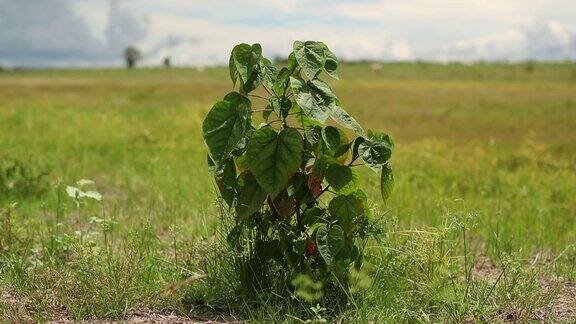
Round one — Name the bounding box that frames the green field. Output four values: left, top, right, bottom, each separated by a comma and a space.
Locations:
1, 63, 575, 322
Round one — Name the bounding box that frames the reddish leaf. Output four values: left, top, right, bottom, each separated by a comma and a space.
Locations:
307, 172, 323, 198
305, 240, 318, 256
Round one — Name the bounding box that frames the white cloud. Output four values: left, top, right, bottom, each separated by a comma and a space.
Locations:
138, 11, 414, 66
106, 0, 148, 51
1, 0, 576, 67
389, 43, 415, 61
432, 20, 576, 62
0, 0, 106, 66
526, 21, 574, 60
0, 0, 147, 66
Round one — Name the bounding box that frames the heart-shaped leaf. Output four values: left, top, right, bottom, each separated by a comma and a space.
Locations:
325, 164, 359, 194
358, 131, 393, 170
293, 40, 325, 80
230, 43, 262, 84
290, 77, 336, 122
328, 193, 364, 231
202, 92, 251, 166
246, 127, 303, 197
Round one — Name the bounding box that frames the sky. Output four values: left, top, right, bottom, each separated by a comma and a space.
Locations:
1, 0, 575, 67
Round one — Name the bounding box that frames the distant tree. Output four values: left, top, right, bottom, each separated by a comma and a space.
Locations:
123, 46, 142, 69
163, 57, 171, 68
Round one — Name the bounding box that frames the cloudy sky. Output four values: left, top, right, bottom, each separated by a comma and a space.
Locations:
1, 0, 576, 67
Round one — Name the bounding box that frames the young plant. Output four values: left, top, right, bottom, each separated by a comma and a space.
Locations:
202, 41, 394, 299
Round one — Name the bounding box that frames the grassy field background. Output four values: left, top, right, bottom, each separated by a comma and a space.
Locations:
1, 63, 575, 322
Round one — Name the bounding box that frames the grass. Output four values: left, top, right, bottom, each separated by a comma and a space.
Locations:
0, 62, 575, 322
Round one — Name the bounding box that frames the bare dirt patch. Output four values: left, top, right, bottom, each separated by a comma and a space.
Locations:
1, 286, 33, 322
471, 255, 575, 322
472, 255, 501, 282
532, 280, 575, 322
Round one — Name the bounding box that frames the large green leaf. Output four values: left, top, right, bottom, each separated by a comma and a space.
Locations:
235, 172, 267, 218
358, 131, 393, 170
325, 164, 359, 194
202, 92, 251, 165
215, 158, 237, 207
290, 77, 336, 122
246, 127, 304, 197
329, 104, 365, 136
328, 193, 364, 231
380, 163, 394, 203
230, 43, 262, 84
316, 224, 345, 266
293, 41, 325, 80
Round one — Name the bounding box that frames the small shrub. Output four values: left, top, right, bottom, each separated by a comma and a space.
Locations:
202, 41, 394, 303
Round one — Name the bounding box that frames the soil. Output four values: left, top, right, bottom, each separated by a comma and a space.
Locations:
471, 255, 575, 322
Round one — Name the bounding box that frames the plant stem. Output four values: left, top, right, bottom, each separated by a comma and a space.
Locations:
249, 94, 268, 100
347, 155, 360, 167
266, 119, 282, 126
262, 84, 274, 97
